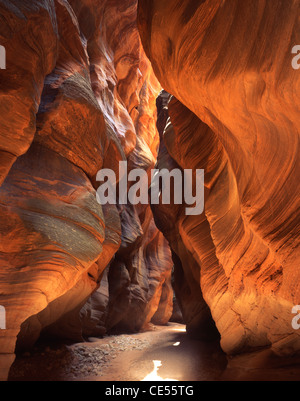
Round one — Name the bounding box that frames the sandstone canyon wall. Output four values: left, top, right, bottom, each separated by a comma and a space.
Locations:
1, 0, 299, 383
0, 0, 173, 380
138, 0, 300, 356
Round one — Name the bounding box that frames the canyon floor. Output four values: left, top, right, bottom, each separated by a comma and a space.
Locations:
8, 323, 300, 381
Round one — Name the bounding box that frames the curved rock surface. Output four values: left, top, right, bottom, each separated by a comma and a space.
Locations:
0, 0, 173, 381
0, 0, 58, 185
105, 208, 173, 333
138, 0, 300, 355
153, 91, 219, 341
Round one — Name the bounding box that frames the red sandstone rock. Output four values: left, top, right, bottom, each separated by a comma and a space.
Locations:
0, 143, 105, 376
106, 211, 173, 333
152, 91, 219, 340
151, 271, 173, 326
0, 0, 172, 382
0, 0, 58, 185
138, 0, 300, 355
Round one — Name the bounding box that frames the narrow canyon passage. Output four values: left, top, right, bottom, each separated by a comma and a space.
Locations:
0, 0, 299, 383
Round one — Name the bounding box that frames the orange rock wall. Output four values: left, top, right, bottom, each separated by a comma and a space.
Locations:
0, 0, 173, 381
138, 0, 300, 355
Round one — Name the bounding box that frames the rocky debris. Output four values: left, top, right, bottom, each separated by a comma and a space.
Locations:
8, 334, 150, 381
109, 335, 150, 351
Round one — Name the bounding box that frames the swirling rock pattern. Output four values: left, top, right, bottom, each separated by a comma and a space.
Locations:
105, 206, 173, 333
0, 0, 173, 381
138, 0, 300, 355
0, 0, 58, 185
0, 143, 105, 373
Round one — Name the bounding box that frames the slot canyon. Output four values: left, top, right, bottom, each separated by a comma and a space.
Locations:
0, 0, 299, 383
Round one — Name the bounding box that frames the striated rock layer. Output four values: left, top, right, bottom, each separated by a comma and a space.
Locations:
138, 0, 300, 355
0, 0, 173, 381
0, 0, 58, 186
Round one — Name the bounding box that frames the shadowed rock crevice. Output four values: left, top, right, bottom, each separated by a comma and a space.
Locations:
153, 90, 220, 342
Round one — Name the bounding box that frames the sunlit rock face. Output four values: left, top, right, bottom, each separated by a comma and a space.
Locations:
138, 0, 300, 355
0, 0, 58, 185
0, 0, 172, 380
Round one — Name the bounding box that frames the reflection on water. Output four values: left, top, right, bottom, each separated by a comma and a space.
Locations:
141, 360, 178, 381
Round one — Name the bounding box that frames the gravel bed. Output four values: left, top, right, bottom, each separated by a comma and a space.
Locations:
9, 335, 150, 381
